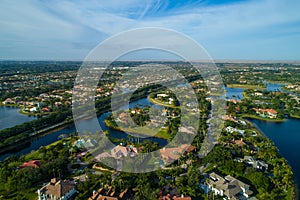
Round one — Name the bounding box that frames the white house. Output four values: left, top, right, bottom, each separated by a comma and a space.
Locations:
225, 126, 245, 135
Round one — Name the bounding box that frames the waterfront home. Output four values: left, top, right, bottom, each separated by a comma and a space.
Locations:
157, 93, 169, 98
225, 126, 245, 135
206, 172, 253, 199
2, 98, 16, 104
254, 92, 263, 96
38, 178, 77, 200
29, 107, 38, 112
116, 112, 130, 125
253, 108, 278, 118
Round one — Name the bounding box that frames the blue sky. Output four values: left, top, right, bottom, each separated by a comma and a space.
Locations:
0, 0, 300, 60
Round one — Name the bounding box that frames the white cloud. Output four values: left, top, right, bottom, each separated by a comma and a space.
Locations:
1, 0, 300, 60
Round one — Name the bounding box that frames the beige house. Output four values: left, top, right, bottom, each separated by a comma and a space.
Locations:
159, 144, 196, 163
38, 178, 77, 200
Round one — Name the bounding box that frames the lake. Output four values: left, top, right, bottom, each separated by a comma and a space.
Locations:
223, 82, 285, 100
223, 87, 244, 100
0, 106, 36, 130
249, 118, 300, 193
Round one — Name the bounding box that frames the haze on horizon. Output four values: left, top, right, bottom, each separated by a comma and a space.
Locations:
1, 0, 300, 61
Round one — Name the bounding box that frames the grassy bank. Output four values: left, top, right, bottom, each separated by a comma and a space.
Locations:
226, 84, 266, 90
289, 114, 300, 119
148, 96, 179, 108
0, 121, 75, 156
240, 114, 285, 122
244, 118, 296, 200
104, 119, 171, 140
0, 103, 19, 107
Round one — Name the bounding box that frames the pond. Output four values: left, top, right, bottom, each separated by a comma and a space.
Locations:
0, 106, 36, 130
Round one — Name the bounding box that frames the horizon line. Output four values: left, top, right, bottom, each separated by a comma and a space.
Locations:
1, 59, 300, 64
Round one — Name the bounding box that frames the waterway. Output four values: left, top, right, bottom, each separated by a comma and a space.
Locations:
1, 82, 299, 194
225, 83, 300, 191
249, 118, 300, 194
0, 106, 36, 130
0, 98, 167, 160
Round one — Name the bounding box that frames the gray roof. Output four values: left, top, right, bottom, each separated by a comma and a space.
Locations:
208, 173, 252, 199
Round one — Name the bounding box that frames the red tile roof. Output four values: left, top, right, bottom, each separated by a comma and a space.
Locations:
20, 160, 41, 168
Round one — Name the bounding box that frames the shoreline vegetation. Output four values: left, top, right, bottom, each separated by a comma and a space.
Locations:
240, 114, 286, 122
104, 118, 171, 140
0, 120, 74, 155
226, 84, 266, 90
290, 114, 300, 119
0, 103, 53, 117
0, 84, 162, 154
244, 119, 297, 200
147, 96, 179, 108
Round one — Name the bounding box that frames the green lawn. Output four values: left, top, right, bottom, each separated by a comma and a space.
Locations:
105, 119, 172, 140
25, 137, 76, 160
148, 96, 179, 108
226, 84, 266, 90
289, 114, 300, 119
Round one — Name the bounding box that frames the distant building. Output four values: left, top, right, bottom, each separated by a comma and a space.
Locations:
29, 107, 38, 112
2, 98, 15, 105
38, 178, 77, 200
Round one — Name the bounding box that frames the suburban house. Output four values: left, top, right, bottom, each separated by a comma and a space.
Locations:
160, 144, 196, 163
2, 98, 16, 104
93, 145, 139, 161
73, 138, 97, 150
116, 112, 130, 125
111, 145, 139, 159
243, 156, 268, 171
37, 178, 77, 200
20, 160, 41, 168
206, 172, 253, 199
89, 187, 130, 200
157, 93, 169, 98
225, 126, 245, 135
253, 108, 278, 118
